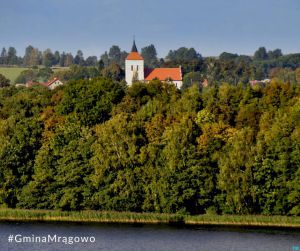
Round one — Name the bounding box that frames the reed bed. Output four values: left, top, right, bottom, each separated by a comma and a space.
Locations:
0, 209, 299, 228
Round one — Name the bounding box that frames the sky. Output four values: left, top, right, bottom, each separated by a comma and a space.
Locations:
1, 0, 299, 58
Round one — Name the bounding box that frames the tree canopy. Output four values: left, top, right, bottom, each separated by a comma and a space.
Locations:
0, 77, 299, 216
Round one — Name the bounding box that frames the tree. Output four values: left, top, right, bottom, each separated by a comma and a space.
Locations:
101, 62, 124, 81
182, 71, 203, 90
42, 49, 55, 67
98, 59, 105, 71
166, 47, 201, 62
7, 47, 18, 65
0, 118, 43, 207
90, 113, 146, 211
108, 45, 121, 64
295, 68, 300, 84
37, 67, 53, 82
0, 48, 7, 65
74, 50, 84, 66
64, 53, 74, 66
53, 51, 60, 65
59, 52, 66, 67
56, 77, 125, 126
268, 49, 282, 59
23, 46, 40, 66
15, 69, 37, 84
23, 45, 33, 66
253, 47, 268, 61
219, 52, 238, 61
0, 74, 10, 87
164, 47, 203, 73
100, 45, 128, 68
100, 52, 110, 67
52, 65, 100, 82
85, 56, 98, 66
218, 128, 256, 214
119, 51, 128, 68
18, 121, 95, 210
141, 44, 158, 68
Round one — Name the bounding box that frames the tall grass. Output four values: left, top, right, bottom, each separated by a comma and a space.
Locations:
0, 209, 299, 228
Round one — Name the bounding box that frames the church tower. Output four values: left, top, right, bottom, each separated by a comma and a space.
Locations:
125, 40, 144, 85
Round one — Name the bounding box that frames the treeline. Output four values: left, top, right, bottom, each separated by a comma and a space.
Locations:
0, 45, 130, 68
2, 44, 300, 89
0, 78, 299, 216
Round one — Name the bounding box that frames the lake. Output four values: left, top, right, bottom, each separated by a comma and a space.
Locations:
0, 222, 299, 251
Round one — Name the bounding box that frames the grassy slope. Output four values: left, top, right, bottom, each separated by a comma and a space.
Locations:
0, 66, 69, 84
0, 209, 299, 228
0, 67, 28, 83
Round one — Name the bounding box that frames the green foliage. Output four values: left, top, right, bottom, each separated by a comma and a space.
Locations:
219, 52, 239, 61
18, 121, 95, 210
182, 72, 203, 90
0, 74, 10, 87
254, 47, 268, 61
56, 78, 125, 126
0, 78, 299, 217
141, 44, 158, 68
101, 63, 123, 81
52, 65, 100, 82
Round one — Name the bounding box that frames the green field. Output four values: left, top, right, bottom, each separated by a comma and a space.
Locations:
0, 67, 28, 83
0, 66, 70, 84
0, 209, 299, 228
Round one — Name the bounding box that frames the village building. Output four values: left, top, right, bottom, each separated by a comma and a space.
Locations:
125, 41, 183, 88
43, 77, 64, 90
25, 77, 64, 90
249, 78, 271, 87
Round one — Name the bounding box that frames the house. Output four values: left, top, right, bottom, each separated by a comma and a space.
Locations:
42, 77, 64, 90
250, 78, 271, 87
125, 40, 183, 88
202, 79, 209, 87
25, 77, 64, 90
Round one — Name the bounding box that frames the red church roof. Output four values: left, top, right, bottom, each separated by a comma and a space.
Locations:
145, 68, 182, 81
126, 52, 144, 60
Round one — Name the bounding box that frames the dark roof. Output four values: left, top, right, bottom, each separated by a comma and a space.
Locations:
131, 40, 138, 52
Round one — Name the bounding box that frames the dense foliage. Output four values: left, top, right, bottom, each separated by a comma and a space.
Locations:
0, 78, 299, 216
0, 74, 10, 87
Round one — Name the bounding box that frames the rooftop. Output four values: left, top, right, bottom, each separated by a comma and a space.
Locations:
145, 67, 182, 81
126, 52, 144, 60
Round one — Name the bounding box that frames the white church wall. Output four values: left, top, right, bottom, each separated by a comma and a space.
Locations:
125, 60, 144, 85
173, 81, 183, 89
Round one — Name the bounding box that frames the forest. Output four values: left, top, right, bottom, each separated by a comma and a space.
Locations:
0, 77, 299, 216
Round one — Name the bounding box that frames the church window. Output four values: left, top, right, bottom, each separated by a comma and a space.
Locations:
131, 65, 133, 71
137, 65, 139, 71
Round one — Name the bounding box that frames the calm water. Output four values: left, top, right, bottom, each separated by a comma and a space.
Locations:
0, 222, 299, 251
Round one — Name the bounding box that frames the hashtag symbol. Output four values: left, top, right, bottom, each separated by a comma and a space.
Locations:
8, 235, 13, 242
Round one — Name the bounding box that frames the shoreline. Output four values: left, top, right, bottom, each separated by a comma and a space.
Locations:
0, 209, 299, 229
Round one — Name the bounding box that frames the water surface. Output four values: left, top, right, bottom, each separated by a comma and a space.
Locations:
0, 222, 299, 251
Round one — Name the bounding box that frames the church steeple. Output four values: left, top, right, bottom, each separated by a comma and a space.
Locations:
131, 39, 138, 52
125, 39, 144, 85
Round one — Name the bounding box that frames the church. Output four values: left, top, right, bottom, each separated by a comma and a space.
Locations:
125, 41, 183, 88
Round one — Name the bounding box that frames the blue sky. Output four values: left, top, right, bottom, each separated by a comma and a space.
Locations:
1, 0, 299, 58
